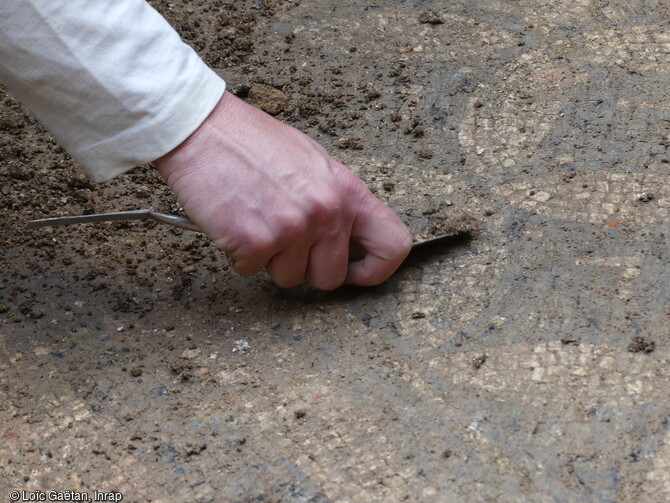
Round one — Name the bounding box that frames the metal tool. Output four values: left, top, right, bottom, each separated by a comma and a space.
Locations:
26, 209, 200, 232
26, 210, 474, 249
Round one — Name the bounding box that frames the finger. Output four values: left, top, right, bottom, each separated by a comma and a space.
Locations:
348, 238, 366, 262
265, 244, 310, 288
345, 203, 412, 286
228, 253, 271, 276
215, 232, 276, 276
306, 232, 350, 290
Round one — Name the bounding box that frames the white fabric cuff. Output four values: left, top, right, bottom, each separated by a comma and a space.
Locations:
80, 71, 225, 183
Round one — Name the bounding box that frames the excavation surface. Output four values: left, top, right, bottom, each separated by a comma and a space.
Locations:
1, 1, 669, 501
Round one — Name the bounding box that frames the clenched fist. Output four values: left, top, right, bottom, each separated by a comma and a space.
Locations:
155, 91, 411, 290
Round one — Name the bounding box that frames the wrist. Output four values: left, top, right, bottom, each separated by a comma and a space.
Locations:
154, 91, 237, 184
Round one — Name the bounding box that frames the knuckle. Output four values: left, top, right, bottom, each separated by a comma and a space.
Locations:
312, 275, 345, 291
340, 169, 371, 196
266, 254, 306, 288
219, 230, 276, 276
278, 211, 309, 240
231, 261, 257, 276
227, 254, 261, 276
243, 231, 276, 256
272, 275, 303, 289
308, 257, 347, 291
306, 188, 342, 227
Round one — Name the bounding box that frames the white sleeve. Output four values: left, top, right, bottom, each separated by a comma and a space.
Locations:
0, 0, 225, 182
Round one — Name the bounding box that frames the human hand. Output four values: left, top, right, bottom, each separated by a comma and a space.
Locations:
154, 92, 412, 290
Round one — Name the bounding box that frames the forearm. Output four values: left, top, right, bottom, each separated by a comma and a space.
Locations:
0, 0, 224, 181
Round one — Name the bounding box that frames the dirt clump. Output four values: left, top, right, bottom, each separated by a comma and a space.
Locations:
337, 136, 364, 150
248, 83, 289, 115
418, 11, 444, 25
627, 336, 656, 353
417, 211, 480, 241
169, 357, 195, 380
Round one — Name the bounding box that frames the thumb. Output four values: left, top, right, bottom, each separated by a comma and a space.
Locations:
345, 200, 412, 286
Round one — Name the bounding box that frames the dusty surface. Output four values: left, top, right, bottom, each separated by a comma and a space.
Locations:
1, 0, 670, 501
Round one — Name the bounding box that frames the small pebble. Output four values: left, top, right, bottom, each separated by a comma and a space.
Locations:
135, 185, 151, 198
233, 339, 250, 353
472, 354, 487, 369
419, 11, 444, 24
181, 347, 202, 359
